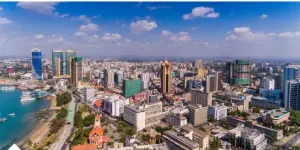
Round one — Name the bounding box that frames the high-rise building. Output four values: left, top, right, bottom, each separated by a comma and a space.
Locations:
191, 89, 212, 107
206, 74, 216, 93
71, 57, 83, 86
161, 58, 171, 93
65, 50, 76, 75
208, 105, 227, 120
52, 50, 64, 77
226, 59, 251, 86
188, 105, 208, 126
262, 77, 275, 90
274, 73, 283, 90
283, 65, 300, 88
194, 59, 203, 69
284, 80, 300, 110
123, 78, 141, 98
31, 48, 42, 80
104, 69, 115, 88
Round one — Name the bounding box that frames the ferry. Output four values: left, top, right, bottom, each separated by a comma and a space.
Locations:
20, 91, 36, 102
8, 113, 15, 116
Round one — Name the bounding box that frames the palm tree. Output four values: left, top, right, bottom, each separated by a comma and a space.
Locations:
27, 140, 32, 148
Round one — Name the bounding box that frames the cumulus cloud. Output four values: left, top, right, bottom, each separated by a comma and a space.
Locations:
102, 33, 122, 42
260, 14, 268, 19
79, 15, 91, 23
17, 2, 58, 15
183, 6, 219, 20
161, 30, 192, 42
74, 31, 88, 37
130, 20, 157, 33
34, 34, 44, 39
0, 17, 13, 24
79, 23, 99, 31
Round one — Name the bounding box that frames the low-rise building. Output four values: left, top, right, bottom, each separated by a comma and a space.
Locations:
228, 124, 267, 150
162, 130, 199, 150
165, 113, 187, 127
188, 105, 207, 126
263, 108, 290, 125
102, 95, 129, 117
181, 125, 210, 150
208, 104, 227, 120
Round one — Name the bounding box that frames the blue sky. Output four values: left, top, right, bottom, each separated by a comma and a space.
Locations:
1, 2, 300, 58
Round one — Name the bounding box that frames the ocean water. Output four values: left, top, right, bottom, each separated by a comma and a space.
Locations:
0, 90, 49, 149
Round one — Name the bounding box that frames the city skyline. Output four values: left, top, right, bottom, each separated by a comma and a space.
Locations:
1, 2, 300, 58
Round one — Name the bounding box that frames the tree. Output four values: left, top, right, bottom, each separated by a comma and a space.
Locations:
208, 116, 216, 122
142, 134, 150, 142
56, 92, 71, 106
56, 107, 68, 119
74, 111, 83, 128
27, 140, 32, 148
50, 119, 65, 134
253, 107, 261, 113
83, 128, 92, 137
210, 137, 222, 150
83, 114, 95, 127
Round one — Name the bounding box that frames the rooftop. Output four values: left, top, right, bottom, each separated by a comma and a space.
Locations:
163, 130, 199, 149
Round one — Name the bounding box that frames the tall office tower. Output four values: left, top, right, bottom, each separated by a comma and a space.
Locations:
274, 73, 283, 90
284, 80, 300, 110
191, 89, 212, 107
104, 69, 115, 88
262, 77, 275, 90
65, 50, 76, 75
194, 59, 203, 69
161, 58, 172, 93
52, 50, 64, 77
284, 65, 300, 88
230, 60, 251, 86
31, 48, 42, 80
206, 74, 216, 93
71, 57, 83, 86
215, 71, 223, 91
123, 78, 141, 98
225, 60, 233, 84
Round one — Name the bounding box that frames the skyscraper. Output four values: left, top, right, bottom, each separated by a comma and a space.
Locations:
226, 59, 251, 86
283, 65, 300, 88
52, 50, 64, 77
161, 58, 171, 93
104, 69, 115, 88
31, 48, 42, 80
71, 57, 83, 86
284, 80, 300, 110
123, 78, 141, 98
194, 59, 203, 69
65, 50, 76, 75
225, 61, 233, 84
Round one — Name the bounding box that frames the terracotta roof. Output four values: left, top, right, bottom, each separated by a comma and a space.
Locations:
72, 144, 97, 150
89, 126, 103, 138
94, 100, 102, 108
95, 113, 101, 120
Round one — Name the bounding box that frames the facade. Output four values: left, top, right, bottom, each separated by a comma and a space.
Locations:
123, 79, 141, 98
181, 125, 210, 150
114, 71, 123, 86
31, 48, 42, 80
188, 105, 208, 126
161, 58, 172, 93
206, 74, 216, 93
263, 108, 290, 125
71, 57, 83, 86
84, 88, 95, 101
228, 124, 267, 150
102, 95, 127, 117
225, 61, 233, 84
208, 105, 228, 120
165, 113, 187, 127
162, 130, 199, 150
284, 80, 300, 110
65, 50, 76, 75
251, 96, 281, 109
52, 50, 64, 76
104, 69, 115, 88
191, 89, 212, 107
194, 59, 203, 69
226, 60, 251, 85
274, 73, 283, 90
262, 77, 275, 90
123, 101, 167, 131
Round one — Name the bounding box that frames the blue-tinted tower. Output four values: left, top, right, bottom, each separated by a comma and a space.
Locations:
31, 48, 42, 80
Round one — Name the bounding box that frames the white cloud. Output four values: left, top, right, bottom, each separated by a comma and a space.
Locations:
146, 6, 171, 11
74, 31, 88, 37
260, 14, 268, 19
79, 23, 99, 32
183, 6, 219, 20
34, 34, 44, 39
102, 33, 122, 42
79, 15, 91, 23
0, 7, 3, 11
277, 32, 300, 38
17, 2, 58, 15
161, 30, 192, 42
130, 20, 157, 33
48, 36, 65, 43
0, 17, 13, 25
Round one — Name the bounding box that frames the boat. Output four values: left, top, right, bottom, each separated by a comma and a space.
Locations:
0, 117, 7, 123
0, 86, 16, 92
8, 113, 15, 116
20, 91, 36, 102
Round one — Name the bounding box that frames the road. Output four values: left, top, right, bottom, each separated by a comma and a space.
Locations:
49, 96, 76, 150
282, 132, 300, 148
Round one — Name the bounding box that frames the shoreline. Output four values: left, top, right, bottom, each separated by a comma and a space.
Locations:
17, 95, 57, 149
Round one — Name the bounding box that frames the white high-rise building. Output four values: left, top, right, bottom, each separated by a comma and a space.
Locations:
102, 95, 129, 117
262, 78, 275, 90
208, 104, 227, 120
284, 80, 300, 110
84, 88, 95, 101
104, 69, 115, 88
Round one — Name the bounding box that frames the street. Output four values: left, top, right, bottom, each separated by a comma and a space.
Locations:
282, 133, 300, 148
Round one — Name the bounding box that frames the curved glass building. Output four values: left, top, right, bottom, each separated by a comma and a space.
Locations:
31, 48, 42, 80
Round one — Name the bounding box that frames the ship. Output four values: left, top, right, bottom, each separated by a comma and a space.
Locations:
8, 113, 15, 116
20, 91, 36, 102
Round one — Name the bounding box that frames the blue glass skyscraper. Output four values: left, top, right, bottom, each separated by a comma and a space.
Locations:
65, 50, 76, 75
284, 65, 300, 87
31, 48, 42, 80
52, 50, 64, 76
